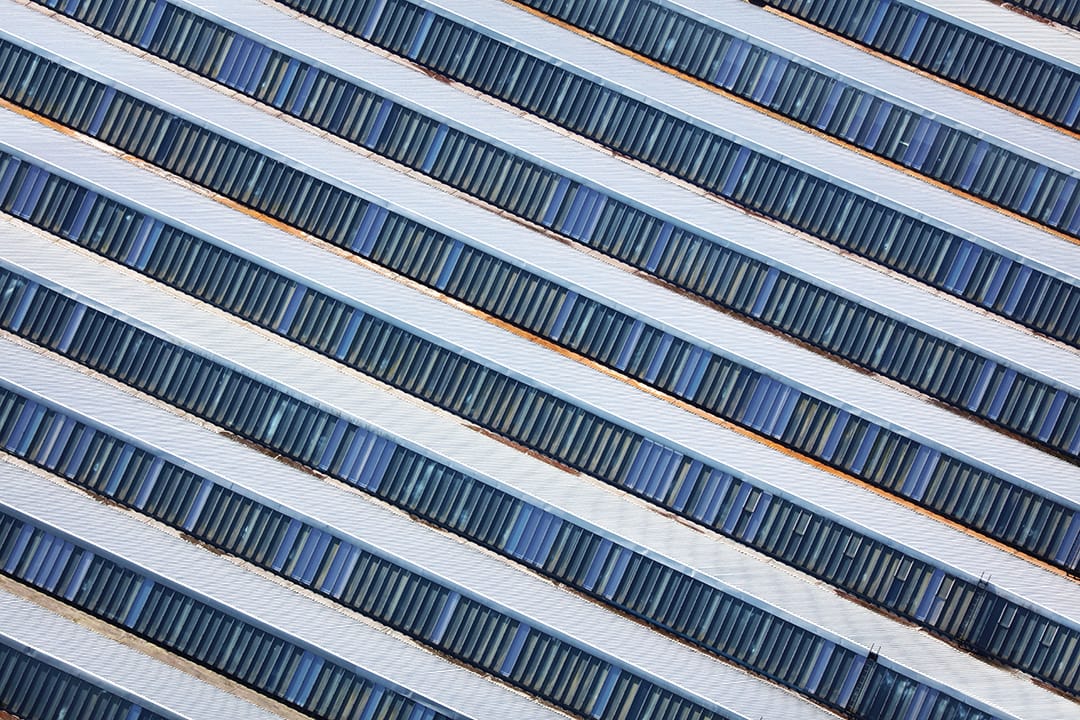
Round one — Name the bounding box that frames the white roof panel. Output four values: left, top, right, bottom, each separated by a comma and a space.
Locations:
900, 0, 1080, 69
1, 230, 1077, 720
0, 106, 1074, 515
0, 459, 578, 720
663, 0, 1080, 170
0, 588, 285, 720
0, 453, 826, 720
398, 0, 1080, 279
2, 205, 1077, 622
6, 3, 1079, 394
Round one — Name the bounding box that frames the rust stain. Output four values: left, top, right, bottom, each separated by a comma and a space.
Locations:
0, 575, 312, 720
753, 4, 1080, 137
3, 67, 1069, 579
0, 98, 79, 136
502, 0, 1080, 247
459, 301, 1075, 581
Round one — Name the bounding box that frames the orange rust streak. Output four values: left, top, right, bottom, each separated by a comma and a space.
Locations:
503, 0, 1080, 247
470, 302, 1074, 581
1, 98, 78, 136
756, 3, 1080, 141
5, 94, 1070, 580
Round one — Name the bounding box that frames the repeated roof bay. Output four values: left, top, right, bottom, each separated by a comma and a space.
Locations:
0, 0, 1078, 719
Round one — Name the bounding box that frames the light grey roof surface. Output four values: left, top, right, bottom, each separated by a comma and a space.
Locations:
0, 449, 830, 720
597, 0, 1080, 174
160, 0, 1080, 389
2, 206, 1077, 625
0, 457, 582, 720
0, 587, 286, 720
897, 0, 1080, 68
6, 0, 1080, 286
1, 220, 1076, 720
12, 0, 1080, 403
1, 100, 1075, 515
0, 343, 833, 720
393, 0, 1080, 280
1, 1, 1078, 717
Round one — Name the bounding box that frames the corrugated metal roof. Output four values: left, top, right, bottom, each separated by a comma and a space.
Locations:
403, 0, 1080, 278
1, 1, 1077, 716
0, 588, 285, 720
6, 0, 1079, 284
0, 454, 829, 720
154, 0, 1080, 390
0, 226, 1075, 719
0, 459, 580, 720
663, 0, 1080, 168
2, 215, 1076, 623
1, 104, 1073, 516
9, 0, 1080, 400
188, 0, 1080, 175
904, 0, 1080, 67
